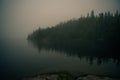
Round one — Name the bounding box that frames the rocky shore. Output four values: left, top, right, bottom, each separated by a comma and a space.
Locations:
22, 73, 119, 80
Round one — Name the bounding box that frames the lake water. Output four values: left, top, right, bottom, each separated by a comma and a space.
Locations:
0, 29, 120, 80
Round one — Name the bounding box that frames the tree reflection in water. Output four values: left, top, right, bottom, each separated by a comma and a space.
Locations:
28, 40, 120, 66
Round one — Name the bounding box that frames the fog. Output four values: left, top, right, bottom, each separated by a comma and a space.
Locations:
0, 1, 120, 79
0, 0, 120, 38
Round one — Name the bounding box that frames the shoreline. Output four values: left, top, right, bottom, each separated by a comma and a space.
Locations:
21, 72, 120, 80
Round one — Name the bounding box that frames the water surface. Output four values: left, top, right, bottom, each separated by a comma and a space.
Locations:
0, 29, 120, 80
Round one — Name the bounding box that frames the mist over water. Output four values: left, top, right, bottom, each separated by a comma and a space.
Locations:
1, 0, 119, 55
0, 0, 120, 80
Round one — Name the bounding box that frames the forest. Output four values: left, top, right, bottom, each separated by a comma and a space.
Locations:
27, 10, 120, 57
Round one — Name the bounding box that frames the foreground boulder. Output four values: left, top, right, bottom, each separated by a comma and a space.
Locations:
22, 73, 118, 80
76, 75, 113, 80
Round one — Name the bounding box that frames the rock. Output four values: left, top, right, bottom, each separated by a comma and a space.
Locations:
76, 75, 113, 80
22, 74, 117, 80
22, 73, 73, 80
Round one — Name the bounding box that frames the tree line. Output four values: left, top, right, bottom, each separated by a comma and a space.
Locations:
27, 10, 120, 56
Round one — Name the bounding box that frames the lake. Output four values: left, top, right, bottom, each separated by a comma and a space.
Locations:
0, 29, 120, 80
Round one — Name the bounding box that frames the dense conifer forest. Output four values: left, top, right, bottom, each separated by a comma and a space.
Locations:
28, 11, 120, 56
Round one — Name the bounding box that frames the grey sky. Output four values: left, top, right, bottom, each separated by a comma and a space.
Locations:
0, 0, 120, 36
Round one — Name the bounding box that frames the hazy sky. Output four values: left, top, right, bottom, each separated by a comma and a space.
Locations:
0, 0, 120, 37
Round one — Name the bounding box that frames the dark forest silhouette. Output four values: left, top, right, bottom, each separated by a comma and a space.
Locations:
27, 11, 120, 65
